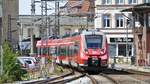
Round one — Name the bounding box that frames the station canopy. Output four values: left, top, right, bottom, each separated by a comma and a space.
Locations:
121, 3, 150, 13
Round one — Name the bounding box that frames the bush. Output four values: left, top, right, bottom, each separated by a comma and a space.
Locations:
0, 41, 27, 83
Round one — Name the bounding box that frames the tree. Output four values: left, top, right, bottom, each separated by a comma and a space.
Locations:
0, 41, 27, 83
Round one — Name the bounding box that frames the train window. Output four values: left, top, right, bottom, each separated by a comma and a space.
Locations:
68, 46, 73, 56
49, 46, 57, 56
85, 35, 103, 49
60, 46, 67, 56
42, 47, 48, 55
37, 47, 41, 56
58, 46, 61, 56
47, 47, 50, 56
70, 46, 74, 56
48, 47, 52, 56
66, 46, 69, 56
55, 47, 59, 56
74, 44, 79, 54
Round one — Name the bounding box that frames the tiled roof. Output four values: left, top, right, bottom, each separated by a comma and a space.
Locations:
67, 0, 90, 16
81, 0, 90, 13
68, 1, 82, 8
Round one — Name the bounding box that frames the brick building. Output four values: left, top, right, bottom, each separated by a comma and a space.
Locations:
95, 0, 150, 63
122, 3, 150, 66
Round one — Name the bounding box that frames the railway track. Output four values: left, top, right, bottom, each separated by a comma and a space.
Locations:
47, 73, 86, 84
123, 69, 150, 76
99, 73, 119, 84
100, 68, 150, 84
123, 69, 150, 84
24, 64, 98, 84
24, 65, 150, 84
24, 69, 74, 84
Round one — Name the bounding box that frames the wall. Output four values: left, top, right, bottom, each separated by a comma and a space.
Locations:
2, 0, 19, 45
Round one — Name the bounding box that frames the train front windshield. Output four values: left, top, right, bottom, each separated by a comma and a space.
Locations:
85, 35, 103, 49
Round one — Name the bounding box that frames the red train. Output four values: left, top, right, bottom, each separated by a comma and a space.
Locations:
36, 29, 109, 68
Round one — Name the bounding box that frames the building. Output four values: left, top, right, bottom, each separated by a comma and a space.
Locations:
18, 15, 93, 54
2, 0, 19, 48
122, 3, 150, 66
19, 15, 94, 39
17, 0, 94, 55
60, 0, 95, 28
95, 0, 150, 63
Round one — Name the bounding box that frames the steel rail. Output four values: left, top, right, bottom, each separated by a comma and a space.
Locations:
48, 73, 86, 84
99, 73, 120, 84
86, 73, 98, 84
74, 66, 98, 84
24, 69, 74, 84
48, 73, 99, 84
123, 69, 150, 76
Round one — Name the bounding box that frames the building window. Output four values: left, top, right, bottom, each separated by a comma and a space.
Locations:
128, 0, 137, 4
116, 14, 124, 28
109, 44, 116, 57
27, 28, 32, 37
144, 0, 150, 3
118, 44, 132, 57
103, 14, 111, 28
102, 0, 112, 5
116, 0, 124, 4
118, 44, 126, 56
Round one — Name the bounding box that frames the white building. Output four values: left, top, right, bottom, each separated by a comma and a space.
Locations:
18, 15, 93, 52
95, 0, 150, 58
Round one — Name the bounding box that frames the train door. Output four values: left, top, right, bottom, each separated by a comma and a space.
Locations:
73, 41, 80, 64
58, 46, 67, 64
37, 46, 48, 68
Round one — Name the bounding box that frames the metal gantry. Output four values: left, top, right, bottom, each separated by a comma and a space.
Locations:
30, 0, 95, 54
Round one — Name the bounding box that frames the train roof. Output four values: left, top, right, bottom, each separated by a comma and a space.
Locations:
36, 29, 106, 47
62, 29, 105, 38
81, 29, 105, 35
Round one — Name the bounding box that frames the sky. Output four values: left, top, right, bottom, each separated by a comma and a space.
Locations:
19, 0, 66, 15
19, 0, 31, 15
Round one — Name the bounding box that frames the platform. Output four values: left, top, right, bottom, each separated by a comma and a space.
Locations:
113, 64, 150, 73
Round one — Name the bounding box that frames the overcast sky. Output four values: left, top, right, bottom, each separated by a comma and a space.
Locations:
19, 0, 66, 15
19, 0, 31, 15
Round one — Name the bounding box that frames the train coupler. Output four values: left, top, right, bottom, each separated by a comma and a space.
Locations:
88, 58, 92, 66
98, 58, 101, 67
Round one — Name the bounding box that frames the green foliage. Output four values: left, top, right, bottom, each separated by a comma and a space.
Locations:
0, 41, 27, 83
